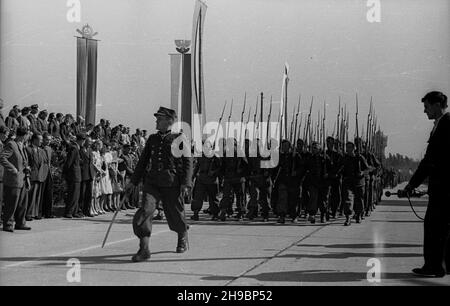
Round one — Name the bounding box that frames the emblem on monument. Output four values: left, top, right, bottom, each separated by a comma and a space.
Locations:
76, 24, 98, 39
175, 40, 191, 54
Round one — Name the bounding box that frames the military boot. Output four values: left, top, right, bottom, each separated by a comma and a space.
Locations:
131, 237, 151, 262
190, 211, 199, 221
176, 232, 188, 253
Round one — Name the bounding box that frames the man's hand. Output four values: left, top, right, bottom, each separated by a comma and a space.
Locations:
181, 185, 191, 198
403, 184, 414, 196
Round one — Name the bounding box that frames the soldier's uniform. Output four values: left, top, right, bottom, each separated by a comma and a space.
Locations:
304, 149, 330, 223
325, 148, 343, 218
246, 154, 271, 221
191, 154, 221, 220
271, 150, 291, 223
218, 146, 248, 221
341, 151, 369, 225
130, 107, 193, 262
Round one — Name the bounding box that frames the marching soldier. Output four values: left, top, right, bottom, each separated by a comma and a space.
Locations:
246, 139, 271, 222
304, 141, 330, 224
325, 136, 343, 219
218, 138, 248, 221
127, 107, 193, 262
191, 139, 221, 221
288, 139, 308, 222
341, 141, 370, 226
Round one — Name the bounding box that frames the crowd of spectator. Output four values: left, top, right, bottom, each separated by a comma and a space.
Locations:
0, 100, 150, 232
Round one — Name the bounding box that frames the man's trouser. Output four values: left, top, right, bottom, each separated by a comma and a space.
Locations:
247, 176, 270, 218
2, 185, 28, 227
219, 179, 245, 215
133, 185, 187, 239
342, 180, 364, 217
191, 181, 219, 216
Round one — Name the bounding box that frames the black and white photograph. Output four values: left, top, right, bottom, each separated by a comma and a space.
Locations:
0, 0, 449, 289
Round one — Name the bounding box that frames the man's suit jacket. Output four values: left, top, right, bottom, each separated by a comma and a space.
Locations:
80, 147, 96, 181
0, 141, 4, 182
60, 122, 72, 143
0, 140, 29, 188
27, 114, 39, 134
41, 145, 52, 182
25, 145, 45, 182
0, 112, 5, 128
36, 118, 48, 134
409, 112, 450, 192
63, 143, 82, 183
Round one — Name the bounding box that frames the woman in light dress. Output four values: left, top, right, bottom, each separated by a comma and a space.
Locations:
91, 140, 105, 215
109, 142, 123, 211
100, 143, 114, 212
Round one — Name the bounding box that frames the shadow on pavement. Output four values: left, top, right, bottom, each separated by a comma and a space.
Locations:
297, 243, 422, 249
279, 252, 422, 259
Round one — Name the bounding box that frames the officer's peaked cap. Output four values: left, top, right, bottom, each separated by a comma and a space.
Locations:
154, 106, 177, 120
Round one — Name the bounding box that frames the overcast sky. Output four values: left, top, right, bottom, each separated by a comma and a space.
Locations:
1, 0, 449, 159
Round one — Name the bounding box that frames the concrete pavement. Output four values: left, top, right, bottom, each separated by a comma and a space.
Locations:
0, 184, 448, 286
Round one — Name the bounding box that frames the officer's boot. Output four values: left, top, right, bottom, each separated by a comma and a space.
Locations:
176, 232, 188, 253
132, 237, 151, 262
218, 209, 227, 221
320, 213, 325, 223
190, 211, 199, 221
344, 215, 351, 226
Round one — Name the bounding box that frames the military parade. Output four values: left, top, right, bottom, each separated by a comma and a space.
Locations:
1, 0, 449, 287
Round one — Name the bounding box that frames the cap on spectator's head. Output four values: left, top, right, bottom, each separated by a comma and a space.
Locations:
154, 106, 177, 120
0, 126, 10, 134
16, 127, 28, 137
39, 110, 48, 115
21, 107, 30, 114
65, 113, 74, 119
30, 104, 39, 110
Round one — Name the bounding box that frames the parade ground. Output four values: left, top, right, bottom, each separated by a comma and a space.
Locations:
0, 183, 448, 286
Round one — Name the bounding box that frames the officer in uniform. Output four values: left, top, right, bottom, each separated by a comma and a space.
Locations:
271, 139, 292, 224
127, 107, 193, 262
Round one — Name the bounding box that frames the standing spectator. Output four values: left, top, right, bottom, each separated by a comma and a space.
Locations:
0, 126, 10, 226
41, 132, 55, 218
5, 109, 19, 135
79, 136, 96, 217
95, 119, 106, 140
121, 126, 131, 145
119, 144, 134, 209
109, 144, 122, 211
62, 133, 85, 218
0, 127, 31, 232
104, 120, 112, 142
27, 104, 39, 135
99, 143, 113, 212
0, 98, 5, 128
60, 114, 74, 144
142, 130, 148, 141
25, 133, 45, 220
17, 107, 31, 132
91, 140, 104, 215
36, 110, 48, 134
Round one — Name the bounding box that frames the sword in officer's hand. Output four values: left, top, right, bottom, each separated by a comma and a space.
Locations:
102, 187, 131, 248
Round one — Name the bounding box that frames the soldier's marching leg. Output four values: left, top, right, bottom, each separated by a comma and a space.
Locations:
342, 181, 354, 226
191, 181, 206, 221
219, 181, 232, 221
300, 181, 310, 218
287, 177, 301, 222
276, 183, 288, 224
233, 182, 246, 221
206, 183, 220, 220
259, 178, 270, 221
353, 184, 365, 224
132, 190, 158, 262
319, 184, 331, 223
160, 186, 188, 253
329, 179, 341, 219
246, 181, 258, 220
307, 184, 319, 224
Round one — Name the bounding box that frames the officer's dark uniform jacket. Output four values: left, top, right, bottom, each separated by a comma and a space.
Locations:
221, 154, 248, 183
325, 149, 343, 181
131, 131, 193, 190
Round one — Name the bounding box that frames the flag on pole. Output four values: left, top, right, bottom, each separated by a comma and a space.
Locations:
191, 0, 207, 130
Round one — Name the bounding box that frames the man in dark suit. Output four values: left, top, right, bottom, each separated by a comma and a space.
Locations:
36, 110, 48, 134
25, 133, 45, 220
0, 127, 31, 232
126, 107, 193, 262
27, 104, 39, 135
79, 136, 96, 217
0, 126, 10, 226
405, 91, 450, 277
41, 132, 55, 218
60, 114, 73, 145
63, 133, 85, 218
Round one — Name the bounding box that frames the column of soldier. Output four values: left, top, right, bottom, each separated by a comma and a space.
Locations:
190, 94, 385, 226
0, 101, 150, 232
